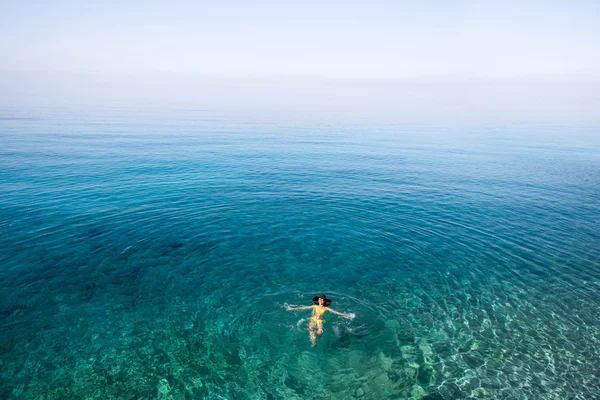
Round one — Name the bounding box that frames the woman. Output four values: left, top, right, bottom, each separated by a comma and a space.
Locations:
287, 294, 354, 347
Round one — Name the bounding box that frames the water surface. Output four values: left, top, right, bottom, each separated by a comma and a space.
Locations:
1, 108, 599, 399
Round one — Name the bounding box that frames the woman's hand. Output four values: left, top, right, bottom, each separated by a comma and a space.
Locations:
345, 313, 355, 320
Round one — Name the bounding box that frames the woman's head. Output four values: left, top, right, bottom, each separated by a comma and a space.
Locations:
313, 294, 332, 306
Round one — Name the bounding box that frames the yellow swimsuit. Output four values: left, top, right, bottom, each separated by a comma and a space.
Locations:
312, 308, 326, 323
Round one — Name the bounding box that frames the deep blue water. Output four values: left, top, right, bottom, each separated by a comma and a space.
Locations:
1, 108, 600, 399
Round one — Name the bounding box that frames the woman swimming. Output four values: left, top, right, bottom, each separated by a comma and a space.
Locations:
287, 294, 354, 347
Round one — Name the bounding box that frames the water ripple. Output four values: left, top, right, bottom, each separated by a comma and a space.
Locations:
1, 116, 599, 399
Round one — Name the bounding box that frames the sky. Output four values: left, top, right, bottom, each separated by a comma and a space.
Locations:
0, 0, 598, 120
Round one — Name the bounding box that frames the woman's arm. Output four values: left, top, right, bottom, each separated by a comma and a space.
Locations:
327, 308, 354, 319
286, 305, 314, 311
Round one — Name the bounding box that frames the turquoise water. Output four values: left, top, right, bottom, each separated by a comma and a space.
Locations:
1, 108, 600, 399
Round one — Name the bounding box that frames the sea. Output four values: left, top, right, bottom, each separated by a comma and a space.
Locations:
1, 106, 599, 399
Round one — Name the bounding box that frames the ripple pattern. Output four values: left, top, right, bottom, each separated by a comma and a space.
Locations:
1, 112, 600, 399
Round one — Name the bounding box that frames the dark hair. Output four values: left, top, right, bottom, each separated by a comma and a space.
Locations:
312, 294, 332, 306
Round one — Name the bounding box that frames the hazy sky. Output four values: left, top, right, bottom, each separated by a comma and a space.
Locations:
1, 1, 598, 120
2, 0, 598, 79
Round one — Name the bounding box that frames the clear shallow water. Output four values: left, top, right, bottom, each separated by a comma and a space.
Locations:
1, 109, 600, 399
